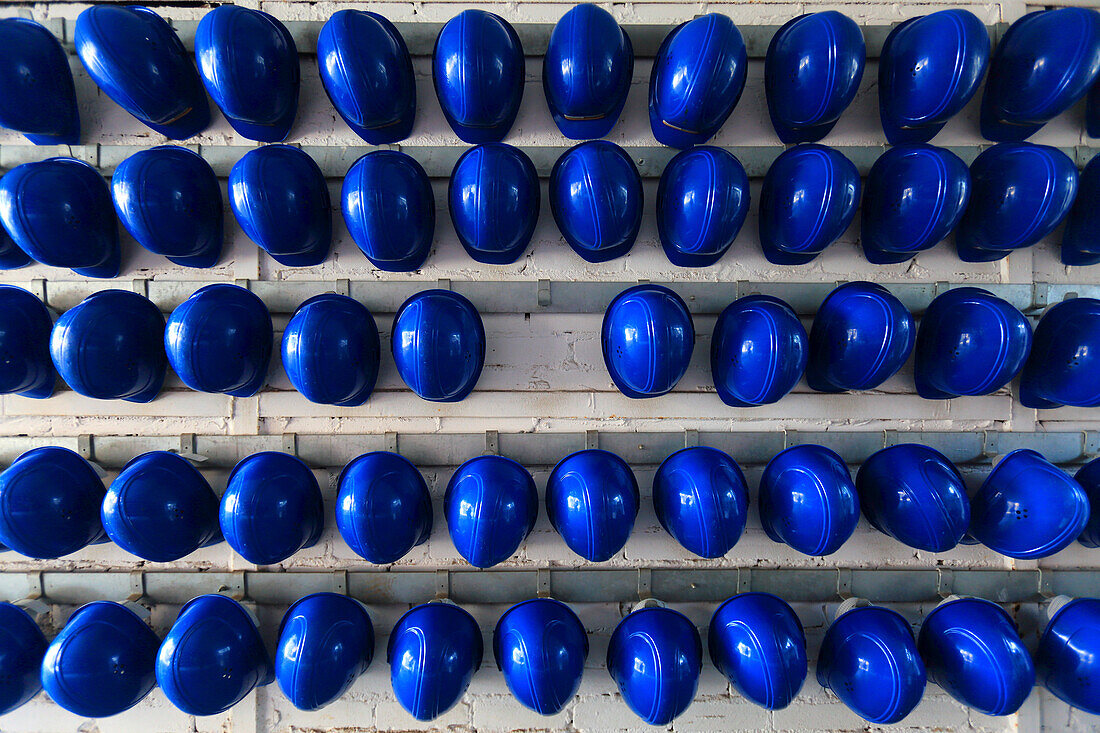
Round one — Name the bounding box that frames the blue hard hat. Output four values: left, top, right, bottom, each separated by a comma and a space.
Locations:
606, 605, 701, 725
1038, 597, 1100, 714
0, 19, 79, 145
433, 10, 523, 144
282, 294, 380, 407
195, 6, 299, 142
1062, 155, 1100, 266
956, 143, 1078, 263
765, 12, 864, 144
652, 446, 748, 559
657, 147, 749, 267
759, 444, 859, 557
913, 287, 1032, 400
0, 157, 120, 278
220, 452, 323, 566
343, 151, 434, 272
0, 603, 46, 715
51, 290, 167, 403
546, 449, 639, 562
860, 144, 971, 265
317, 10, 415, 145
980, 8, 1100, 142
708, 593, 807, 710
856, 444, 969, 553
807, 282, 915, 393
969, 449, 1089, 559
391, 289, 485, 402
165, 284, 273, 397
543, 5, 633, 140
917, 597, 1034, 716
0, 221, 30, 270
0, 285, 55, 399
230, 145, 332, 267
449, 144, 539, 265
445, 455, 537, 568
817, 604, 926, 724
602, 284, 694, 399
649, 14, 746, 149
336, 451, 432, 564
276, 593, 374, 711
759, 144, 860, 265
157, 594, 273, 716
112, 146, 223, 268
878, 10, 990, 144
388, 601, 483, 721
711, 295, 807, 407
1075, 458, 1100, 547
74, 6, 209, 139
550, 141, 643, 263
101, 451, 221, 563
1020, 298, 1100, 409
41, 601, 160, 718
493, 598, 588, 715
1091, 81, 1100, 139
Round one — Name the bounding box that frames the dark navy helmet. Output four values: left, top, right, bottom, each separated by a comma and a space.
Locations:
1076, 458, 1100, 548
445, 455, 537, 568
0, 603, 46, 715
1020, 298, 1100, 409
0, 285, 55, 399
0, 19, 79, 145
336, 451, 432, 564
711, 295, 807, 407
74, 6, 209, 139
391, 290, 485, 402
1038, 597, 1100, 714
546, 449, 639, 562
494, 598, 588, 715
1092, 81, 1100, 139
449, 144, 539, 265
656, 147, 749, 267
652, 446, 748, 559
1062, 155, 1100, 266
282, 294, 380, 407
543, 5, 633, 139
550, 141, 643, 263
649, 14, 746, 149
433, 10, 523, 144
165, 284, 273, 397
389, 602, 482, 721
0, 220, 29, 270
343, 151, 434, 272
602, 285, 694, 399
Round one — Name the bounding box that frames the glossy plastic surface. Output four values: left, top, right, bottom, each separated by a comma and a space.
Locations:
601, 284, 694, 399
336, 451, 432, 563
0, 221, 29, 270
493, 598, 588, 715
711, 295, 807, 407
282, 294, 380, 407
1075, 457, 1100, 547
449, 144, 539, 265
546, 449, 640, 562
343, 151, 434, 272
0, 603, 46, 715
0, 18, 79, 144
0, 285, 55, 399
1091, 82, 1100, 139
652, 446, 748, 559
444, 455, 537, 568
391, 289, 485, 402
1019, 298, 1100, 409
1037, 597, 1100, 714
1062, 155, 1100, 266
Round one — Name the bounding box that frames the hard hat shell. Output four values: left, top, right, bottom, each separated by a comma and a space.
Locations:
275, 593, 374, 711
807, 282, 915, 393
656, 147, 749, 268
649, 14, 747, 149
550, 141, 643, 263
878, 10, 990, 144
652, 446, 748, 559
1062, 155, 1100, 266
606, 606, 702, 725
433, 10, 524, 144
917, 597, 1034, 716
343, 151, 434, 272
449, 144, 539, 265
711, 295, 807, 407
1074, 457, 1100, 547
1091, 82, 1100, 139
980, 8, 1100, 142
708, 593, 807, 710
1037, 597, 1100, 714
390, 289, 485, 402
220, 452, 323, 566
0, 18, 79, 145
0, 284, 55, 399
969, 449, 1089, 559
317, 10, 415, 145
758, 144, 860, 265
1020, 298, 1100, 409
956, 143, 1078, 263
444, 455, 537, 568
546, 449, 639, 562
543, 5, 633, 140
860, 144, 971, 265
0, 222, 30, 270
759, 444, 859, 556
156, 594, 273, 716
111, 146, 223, 268
74, 6, 209, 139
856, 444, 969, 553
602, 284, 694, 399
0, 603, 46, 715
493, 598, 588, 715
195, 6, 299, 143
913, 287, 1032, 400
165, 284, 273, 397
817, 605, 926, 724
51, 290, 167, 403
282, 294, 380, 407
0, 157, 120, 278
765, 12, 865, 144
101, 451, 221, 563
388, 601, 483, 721
336, 451, 432, 564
